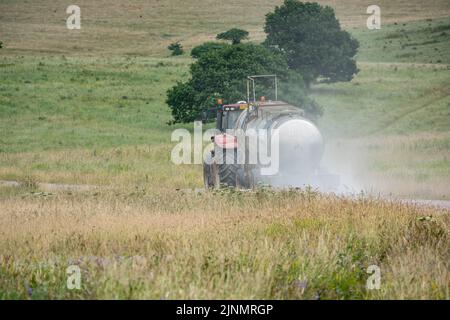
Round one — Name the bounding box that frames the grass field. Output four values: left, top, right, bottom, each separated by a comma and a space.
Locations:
1, 187, 448, 299
0, 1, 449, 299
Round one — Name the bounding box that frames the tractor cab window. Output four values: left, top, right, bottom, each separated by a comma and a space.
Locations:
221, 110, 242, 130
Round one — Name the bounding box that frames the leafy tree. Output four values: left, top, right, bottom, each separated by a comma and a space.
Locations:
166, 81, 198, 123
216, 28, 249, 45
264, 0, 359, 85
167, 43, 320, 124
278, 71, 322, 117
168, 42, 184, 56
0, 41, 3, 49
191, 42, 229, 59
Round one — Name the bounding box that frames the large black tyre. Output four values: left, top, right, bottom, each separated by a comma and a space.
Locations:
218, 149, 246, 188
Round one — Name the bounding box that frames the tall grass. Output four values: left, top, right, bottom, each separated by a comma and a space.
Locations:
0, 186, 448, 299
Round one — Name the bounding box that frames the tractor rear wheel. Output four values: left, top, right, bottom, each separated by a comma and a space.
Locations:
218, 149, 245, 188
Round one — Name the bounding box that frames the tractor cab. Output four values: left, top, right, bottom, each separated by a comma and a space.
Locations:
202, 75, 280, 132
216, 100, 249, 131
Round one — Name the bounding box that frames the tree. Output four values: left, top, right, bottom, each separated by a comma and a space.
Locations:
191, 42, 229, 59
0, 41, 3, 49
216, 28, 249, 45
168, 42, 184, 56
167, 43, 320, 124
264, 0, 359, 85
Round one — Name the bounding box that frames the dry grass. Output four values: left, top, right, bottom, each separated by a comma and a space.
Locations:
0, 186, 448, 299
1, 0, 449, 56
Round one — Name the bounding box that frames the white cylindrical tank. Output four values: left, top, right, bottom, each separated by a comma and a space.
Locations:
277, 118, 324, 174
235, 103, 324, 185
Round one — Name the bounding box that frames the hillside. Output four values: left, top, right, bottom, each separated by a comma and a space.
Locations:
0, 3, 449, 213
1, 0, 449, 56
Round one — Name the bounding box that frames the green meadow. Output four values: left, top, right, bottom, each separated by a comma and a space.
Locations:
1, 18, 449, 196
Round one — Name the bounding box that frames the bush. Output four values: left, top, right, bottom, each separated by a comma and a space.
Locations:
167, 42, 184, 56
264, 0, 359, 85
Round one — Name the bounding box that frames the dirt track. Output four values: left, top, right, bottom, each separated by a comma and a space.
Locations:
2, 180, 449, 211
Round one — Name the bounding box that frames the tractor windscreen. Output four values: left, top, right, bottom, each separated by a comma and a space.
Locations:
222, 110, 242, 130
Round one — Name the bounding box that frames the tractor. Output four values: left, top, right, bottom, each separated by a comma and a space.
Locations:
202, 75, 338, 190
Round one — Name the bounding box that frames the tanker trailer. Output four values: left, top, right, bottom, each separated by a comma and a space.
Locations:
202, 75, 339, 190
